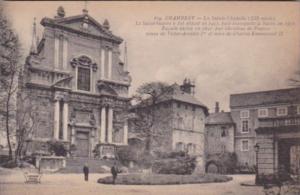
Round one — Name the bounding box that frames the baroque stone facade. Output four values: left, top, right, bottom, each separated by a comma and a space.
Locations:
22, 7, 131, 158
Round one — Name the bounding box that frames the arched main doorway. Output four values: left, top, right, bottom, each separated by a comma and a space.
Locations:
278, 138, 300, 175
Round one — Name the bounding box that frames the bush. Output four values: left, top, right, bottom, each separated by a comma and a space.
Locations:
152, 155, 196, 175
219, 152, 238, 174
116, 146, 154, 168
206, 152, 238, 174
1, 160, 18, 168
154, 151, 187, 159
116, 146, 138, 165
47, 140, 68, 156
98, 173, 232, 185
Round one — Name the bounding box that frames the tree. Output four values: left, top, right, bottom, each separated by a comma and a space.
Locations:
130, 82, 173, 154
14, 84, 40, 163
289, 68, 300, 87
0, 8, 21, 160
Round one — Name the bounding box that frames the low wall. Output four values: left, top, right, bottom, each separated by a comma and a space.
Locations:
36, 156, 66, 172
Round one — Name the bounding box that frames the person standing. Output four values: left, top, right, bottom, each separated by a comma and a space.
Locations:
83, 163, 89, 181
111, 162, 118, 184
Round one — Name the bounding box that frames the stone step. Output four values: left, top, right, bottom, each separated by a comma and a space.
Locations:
59, 158, 119, 173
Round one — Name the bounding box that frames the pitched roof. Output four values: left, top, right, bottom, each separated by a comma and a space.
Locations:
40, 14, 123, 44
205, 112, 234, 125
160, 84, 208, 111
230, 87, 300, 108
130, 83, 208, 115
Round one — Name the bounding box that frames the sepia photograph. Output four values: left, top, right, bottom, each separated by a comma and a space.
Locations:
0, 1, 299, 195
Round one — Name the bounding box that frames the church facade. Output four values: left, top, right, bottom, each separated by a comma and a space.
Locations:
22, 7, 131, 158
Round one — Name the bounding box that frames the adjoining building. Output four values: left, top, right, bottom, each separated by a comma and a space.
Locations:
237, 87, 300, 182
230, 87, 300, 181
21, 7, 131, 160
129, 79, 208, 172
205, 103, 235, 173
205, 87, 300, 178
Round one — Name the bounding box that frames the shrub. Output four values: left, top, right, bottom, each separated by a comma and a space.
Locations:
154, 151, 186, 159
152, 155, 196, 175
206, 152, 238, 174
116, 146, 154, 168
219, 152, 238, 174
98, 173, 232, 185
1, 160, 18, 168
47, 140, 68, 156
116, 146, 137, 165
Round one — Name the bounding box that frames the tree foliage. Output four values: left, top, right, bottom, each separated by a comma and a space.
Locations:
0, 8, 21, 160
289, 69, 300, 87
15, 87, 40, 163
130, 82, 173, 153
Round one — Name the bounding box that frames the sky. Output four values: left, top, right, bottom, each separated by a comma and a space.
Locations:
2, 1, 300, 112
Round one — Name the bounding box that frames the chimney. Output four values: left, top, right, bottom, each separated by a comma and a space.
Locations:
215, 102, 220, 113
180, 78, 195, 95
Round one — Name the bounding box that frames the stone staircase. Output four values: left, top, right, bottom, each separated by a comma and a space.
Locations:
59, 157, 118, 173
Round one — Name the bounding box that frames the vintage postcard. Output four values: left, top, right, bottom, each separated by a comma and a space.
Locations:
0, 1, 299, 195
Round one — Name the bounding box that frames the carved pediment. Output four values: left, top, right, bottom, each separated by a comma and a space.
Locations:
41, 14, 123, 44
70, 55, 97, 71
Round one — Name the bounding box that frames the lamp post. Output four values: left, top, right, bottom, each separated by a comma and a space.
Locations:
254, 143, 260, 184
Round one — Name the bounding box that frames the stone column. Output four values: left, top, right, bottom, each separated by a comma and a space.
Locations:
107, 107, 113, 143
100, 107, 106, 143
90, 68, 94, 93
53, 100, 60, 140
108, 50, 112, 79
62, 38, 68, 70
123, 120, 128, 145
54, 36, 59, 69
100, 49, 105, 79
63, 102, 69, 141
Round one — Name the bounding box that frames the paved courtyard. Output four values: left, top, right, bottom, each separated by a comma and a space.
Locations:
0, 170, 265, 195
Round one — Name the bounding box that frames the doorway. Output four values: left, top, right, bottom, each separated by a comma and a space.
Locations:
75, 131, 90, 157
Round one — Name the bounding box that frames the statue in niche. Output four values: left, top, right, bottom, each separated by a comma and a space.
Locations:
89, 113, 96, 126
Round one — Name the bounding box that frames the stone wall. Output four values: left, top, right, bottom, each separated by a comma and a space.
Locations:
205, 124, 235, 156
231, 108, 256, 166
256, 133, 277, 178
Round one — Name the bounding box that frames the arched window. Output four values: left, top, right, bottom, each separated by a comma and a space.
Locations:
77, 67, 91, 91
70, 55, 97, 92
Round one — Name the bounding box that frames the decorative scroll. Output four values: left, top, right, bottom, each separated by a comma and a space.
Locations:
70, 55, 97, 72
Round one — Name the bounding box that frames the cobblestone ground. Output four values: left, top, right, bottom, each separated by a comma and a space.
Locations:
0, 170, 265, 195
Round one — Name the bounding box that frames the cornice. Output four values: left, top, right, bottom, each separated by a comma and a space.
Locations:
41, 17, 123, 44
